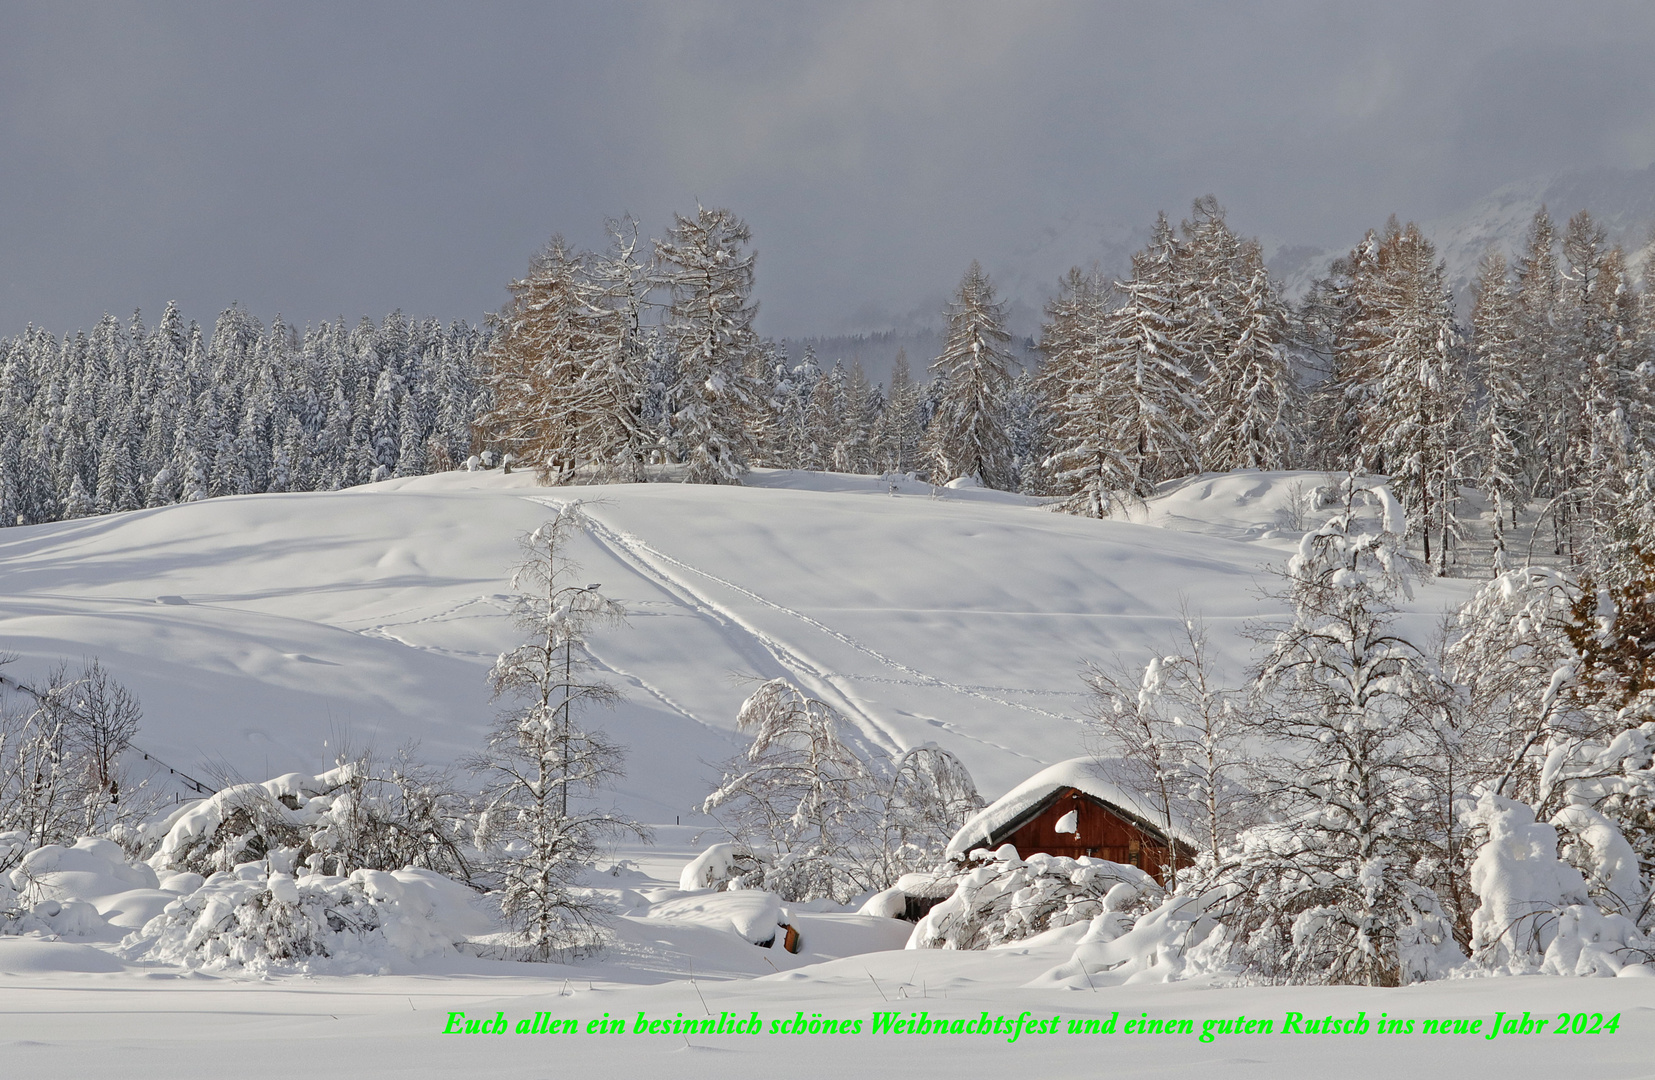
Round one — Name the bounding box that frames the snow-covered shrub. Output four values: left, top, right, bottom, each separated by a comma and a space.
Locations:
1464, 793, 1651, 974
147, 754, 471, 881
1032, 890, 1230, 988
678, 843, 764, 892
703, 680, 881, 904
121, 864, 487, 974
703, 680, 982, 903
1212, 820, 1465, 986
908, 845, 1159, 950
0, 658, 154, 849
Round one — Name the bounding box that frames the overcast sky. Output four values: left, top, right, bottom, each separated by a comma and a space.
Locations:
5, 2, 1655, 339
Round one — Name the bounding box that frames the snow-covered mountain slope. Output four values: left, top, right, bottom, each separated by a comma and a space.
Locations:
0, 469, 1471, 820
1268, 165, 1655, 303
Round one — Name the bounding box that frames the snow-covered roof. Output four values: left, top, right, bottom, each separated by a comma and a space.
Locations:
945, 757, 1200, 859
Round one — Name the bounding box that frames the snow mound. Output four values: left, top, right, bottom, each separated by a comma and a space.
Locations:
4, 835, 180, 941
646, 890, 788, 946
1030, 892, 1227, 988
1120, 469, 1400, 544
678, 843, 750, 892
121, 864, 491, 975
0, 937, 126, 974
909, 846, 1158, 950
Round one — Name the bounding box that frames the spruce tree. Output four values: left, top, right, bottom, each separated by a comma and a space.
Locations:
873, 349, 924, 474
1470, 251, 1527, 566
922, 261, 1018, 490
1353, 223, 1468, 572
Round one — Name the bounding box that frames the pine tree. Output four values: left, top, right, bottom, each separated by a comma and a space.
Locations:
478, 238, 590, 481
807, 360, 847, 473
573, 218, 655, 481
872, 349, 924, 474
1038, 267, 1122, 512
838, 359, 876, 474
922, 261, 1018, 489
1470, 251, 1527, 566
1514, 209, 1567, 503
655, 206, 760, 484
1199, 241, 1297, 471
1329, 221, 1469, 571
1043, 219, 1205, 513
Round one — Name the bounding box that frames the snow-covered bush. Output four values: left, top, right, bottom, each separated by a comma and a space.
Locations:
1448, 555, 1655, 940
0, 658, 153, 849
1464, 793, 1651, 974
1211, 820, 1465, 986
120, 864, 487, 974
702, 679, 982, 903
908, 845, 1159, 950
1032, 890, 1231, 988
146, 754, 471, 881
703, 680, 881, 904
678, 842, 764, 892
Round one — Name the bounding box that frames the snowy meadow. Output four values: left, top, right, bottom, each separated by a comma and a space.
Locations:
1, 468, 1652, 1079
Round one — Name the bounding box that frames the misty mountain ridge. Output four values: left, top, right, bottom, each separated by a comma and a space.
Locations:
1268, 163, 1655, 303
802, 164, 1655, 384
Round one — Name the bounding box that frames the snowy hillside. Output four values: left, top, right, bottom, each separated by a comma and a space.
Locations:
0, 468, 1471, 822
10, 470, 1654, 1080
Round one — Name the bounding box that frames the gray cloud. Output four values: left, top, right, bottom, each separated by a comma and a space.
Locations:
4, 2, 1655, 339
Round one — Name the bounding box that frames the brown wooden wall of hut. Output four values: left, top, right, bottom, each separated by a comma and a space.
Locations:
1003, 788, 1186, 885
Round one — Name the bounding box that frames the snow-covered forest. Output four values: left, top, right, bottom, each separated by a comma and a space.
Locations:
0, 306, 486, 523
9, 199, 1652, 587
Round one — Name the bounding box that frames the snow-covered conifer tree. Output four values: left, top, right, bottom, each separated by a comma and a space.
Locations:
571, 217, 655, 481
805, 359, 846, 472
468, 507, 645, 958
1470, 250, 1527, 566
1199, 241, 1297, 471
1043, 219, 1205, 514
655, 206, 761, 484
1234, 479, 1463, 984
922, 261, 1018, 490
1342, 222, 1469, 571
477, 238, 592, 483
872, 349, 924, 474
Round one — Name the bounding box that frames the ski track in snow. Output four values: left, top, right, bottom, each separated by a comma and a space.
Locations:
529, 496, 904, 756
526, 496, 1086, 756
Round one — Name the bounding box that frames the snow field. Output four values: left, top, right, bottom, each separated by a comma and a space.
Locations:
8, 466, 1613, 1079
0, 467, 1472, 818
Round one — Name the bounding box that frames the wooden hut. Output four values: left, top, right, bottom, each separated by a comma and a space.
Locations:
943, 758, 1196, 886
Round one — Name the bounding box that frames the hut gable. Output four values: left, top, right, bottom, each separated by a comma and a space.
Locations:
945, 758, 1196, 883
